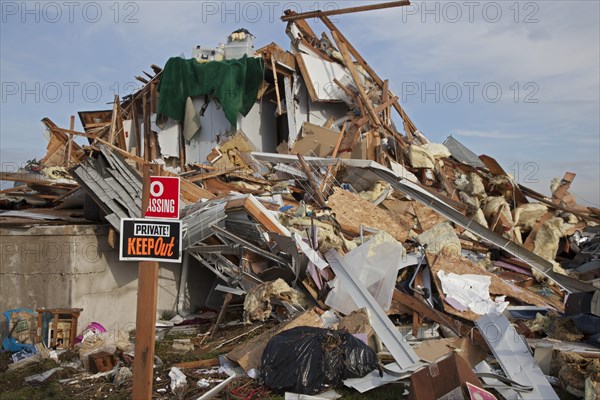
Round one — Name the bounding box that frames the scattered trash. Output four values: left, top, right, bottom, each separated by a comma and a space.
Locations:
113, 367, 133, 387
24, 367, 64, 384
169, 366, 188, 394
1, 2, 599, 399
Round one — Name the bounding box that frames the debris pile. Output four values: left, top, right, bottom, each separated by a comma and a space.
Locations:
2, 2, 600, 399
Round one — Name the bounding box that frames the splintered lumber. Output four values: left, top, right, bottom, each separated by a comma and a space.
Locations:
479, 154, 528, 205
320, 16, 418, 138
0, 185, 28, 195
64, 115, 75, 167
187, 166, 242, 183
355, 96, 399, 126
520, 185, 599, 222
0, 172, 57, 186
296, 154, 327, 207
52, 126, 147, 165
331, 31, 380, 126
552, 171, 576, 204
282, 1, 410, 21
270, 55, 283, 115
327, 187, 412, 242
225, 195, 290, 236
173, 358, 220, 369
391, 290, 487, 349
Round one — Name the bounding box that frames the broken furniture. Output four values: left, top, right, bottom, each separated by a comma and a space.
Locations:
36, 308, 83, 349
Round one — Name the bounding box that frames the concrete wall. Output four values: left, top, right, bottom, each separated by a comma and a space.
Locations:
0, 224, 181, 332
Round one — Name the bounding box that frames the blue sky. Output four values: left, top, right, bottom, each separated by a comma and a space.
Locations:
1, 1, 599, 206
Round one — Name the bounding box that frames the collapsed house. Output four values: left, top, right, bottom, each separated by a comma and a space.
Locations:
1, 3, 600, 399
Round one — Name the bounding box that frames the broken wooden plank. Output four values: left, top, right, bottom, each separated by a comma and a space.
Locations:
552, 171, 576, 204
355, 96, 399, 126
320, 16, 418, 139
282, 1, 410, 21
296, 154, 327, 207
391, 289, 488, 349
173, 358, 220, 369
270, 55, 283, 116
479, 154, 528, 205
187, 166, 242, 183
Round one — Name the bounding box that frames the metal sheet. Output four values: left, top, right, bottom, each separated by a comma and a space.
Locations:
324, 249, 422, 371
475, 313, 559, 400
443, 135, 486, 168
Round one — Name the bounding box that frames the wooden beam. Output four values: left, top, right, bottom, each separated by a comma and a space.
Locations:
282, 1, 410, 21
64, 115, 75, 167
331, 31, 381, 127
132, 164, 160, 400
320, 16, 418, 138
271, 55, 283, 116
187, 166, 242, 183
355, 96, 399, 126
391, 289, 488, 349
552, 172, 576, 204
294, 53, 319, 102
51, 126, 147, 165
0, 172, 53, 186
108, 95, 119, 145
0, 185, 28, 195
520, 185, 599, 222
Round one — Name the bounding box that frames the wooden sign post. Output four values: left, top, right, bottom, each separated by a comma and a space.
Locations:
132, 164, 159, 399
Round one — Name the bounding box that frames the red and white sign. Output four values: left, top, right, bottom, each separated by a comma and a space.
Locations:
145, 176, 180, 219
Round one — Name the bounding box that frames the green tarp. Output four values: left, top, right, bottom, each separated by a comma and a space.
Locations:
157, 56, 264, 127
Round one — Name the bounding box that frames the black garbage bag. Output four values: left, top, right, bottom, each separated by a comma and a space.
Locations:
260, 326, 378, 394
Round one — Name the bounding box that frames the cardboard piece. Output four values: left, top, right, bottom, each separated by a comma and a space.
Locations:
226, 308, 324, 372
414, 338, 487, 369
408, 353, 483, 400
339, 308, 376, 348
291, 122, 340, 157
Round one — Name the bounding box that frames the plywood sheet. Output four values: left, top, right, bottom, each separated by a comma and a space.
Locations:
412, 202, 447, 231
328, 187, 412, 242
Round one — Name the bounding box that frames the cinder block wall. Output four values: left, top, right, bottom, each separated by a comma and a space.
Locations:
0, 224, 180, 333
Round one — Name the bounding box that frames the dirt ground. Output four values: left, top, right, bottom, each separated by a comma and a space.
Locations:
0, 317, 407, 400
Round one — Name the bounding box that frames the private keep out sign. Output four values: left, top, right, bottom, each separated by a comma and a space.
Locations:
119, 219, 182, 263
146, 176, 180, 219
